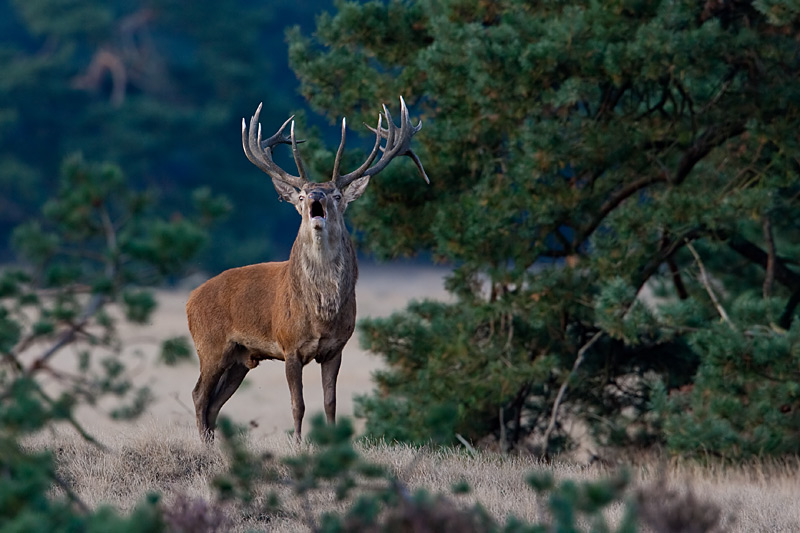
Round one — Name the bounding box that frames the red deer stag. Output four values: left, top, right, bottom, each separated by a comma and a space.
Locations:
186, 97, 428, 441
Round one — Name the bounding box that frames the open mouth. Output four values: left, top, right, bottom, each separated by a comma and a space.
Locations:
310, 200, 326, 220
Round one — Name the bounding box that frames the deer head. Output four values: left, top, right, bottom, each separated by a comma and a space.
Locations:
241, 97, 429, 246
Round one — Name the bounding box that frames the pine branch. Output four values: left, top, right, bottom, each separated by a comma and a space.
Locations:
727, 235, 800, 292
672, 121, 746, 185
635, 227, 704, 289
779, 289, 800, 330
576, 174, 667, 248
30, 378, 106, 450
25, 294, 108, 376
667, 256, 689, 300
541, 228, 704, 457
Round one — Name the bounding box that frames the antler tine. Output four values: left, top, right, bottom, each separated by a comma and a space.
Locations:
401, 95, 424, 132
365, 122, 389, 154
332, 117, 347, 180
241, 103, 308, 189
397, 96, 429, 183
334, 96, 428, 188
405, 148, 430, 184
290, 121, 309, 182
259, 114, 292, 149
334, 114, 383, 188
381, 103, 397, 150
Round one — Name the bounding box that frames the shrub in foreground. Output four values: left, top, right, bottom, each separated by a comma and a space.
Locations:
208, 415, 724, 533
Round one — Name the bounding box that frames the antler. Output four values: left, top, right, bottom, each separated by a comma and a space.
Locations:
242, 102, 309, 189
333, 96, 429, 189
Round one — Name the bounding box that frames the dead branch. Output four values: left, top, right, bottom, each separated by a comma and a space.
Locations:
685, 241, 736, 331
762, 216, 776, 299
541, 330, 604, 457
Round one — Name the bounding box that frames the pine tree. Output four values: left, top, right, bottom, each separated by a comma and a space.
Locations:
0, 154, 226, 527
288, 0, 800, 456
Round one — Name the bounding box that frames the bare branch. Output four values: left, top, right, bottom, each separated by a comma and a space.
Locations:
52, 472, 91, 514
542, 330, 604, 457
685, 241, 736, 331
455, 433, 478, 456
763, 216, 776, 299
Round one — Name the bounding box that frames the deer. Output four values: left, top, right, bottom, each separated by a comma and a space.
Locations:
186, 97, 428, 442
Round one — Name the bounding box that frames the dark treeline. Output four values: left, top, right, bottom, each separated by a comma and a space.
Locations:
0, 0, 333, 272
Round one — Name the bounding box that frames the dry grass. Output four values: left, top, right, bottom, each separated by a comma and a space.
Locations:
19, 271, 799, 531
24, 421, 800, 532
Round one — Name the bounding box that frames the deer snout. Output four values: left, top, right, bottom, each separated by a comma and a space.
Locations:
308, 190, 326, 202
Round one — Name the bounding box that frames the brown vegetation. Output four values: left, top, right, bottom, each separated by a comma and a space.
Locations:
27, 425, 800, 532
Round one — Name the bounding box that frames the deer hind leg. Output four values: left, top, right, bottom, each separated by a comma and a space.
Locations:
285, 356, 305, 441
192, 343, 242, 442
321, 351, 342, 425
206, 362, 249, 432
192, 362, 226, 442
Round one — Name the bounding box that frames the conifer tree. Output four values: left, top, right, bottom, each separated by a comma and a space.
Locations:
0, 155, 225, 527
289, 0, 800, 456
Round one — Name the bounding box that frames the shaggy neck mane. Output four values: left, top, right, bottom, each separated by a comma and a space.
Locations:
289, 230, 356, 322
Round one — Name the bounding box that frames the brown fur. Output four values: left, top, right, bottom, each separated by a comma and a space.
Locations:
187, 181, 363, 441
188, 99, 427, 442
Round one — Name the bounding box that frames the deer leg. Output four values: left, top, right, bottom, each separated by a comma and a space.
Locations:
192, 362, 227, 442
321, 351, 342, 424
206, 362, 249, 432
285, 356, 305, 441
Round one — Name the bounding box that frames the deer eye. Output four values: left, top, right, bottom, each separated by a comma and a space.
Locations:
298, 195, 305, 201
334, 194, 342, 201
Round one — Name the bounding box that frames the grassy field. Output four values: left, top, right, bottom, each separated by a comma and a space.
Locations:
27, 421, 800, 532
21, 268, 800, 531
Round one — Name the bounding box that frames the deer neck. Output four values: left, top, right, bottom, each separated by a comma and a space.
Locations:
289, 222, 356, 322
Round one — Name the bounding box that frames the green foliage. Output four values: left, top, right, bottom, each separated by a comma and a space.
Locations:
656, 316, 800, 460
159, 336, 193, 366
0, 155, 221, 528
0, 378, 167, 532
356, 300, 556, 445
1, 153, 221, 392
291, 0, 800, 456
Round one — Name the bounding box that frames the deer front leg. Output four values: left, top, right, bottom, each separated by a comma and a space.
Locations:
285, 355, 305, 440
321, 351, 342, 424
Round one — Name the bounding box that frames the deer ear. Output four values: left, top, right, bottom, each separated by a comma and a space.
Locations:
270, 178, 301, 206
342, 175, 371, 204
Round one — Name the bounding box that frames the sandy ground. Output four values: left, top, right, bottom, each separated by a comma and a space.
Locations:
62, 263, 451, 439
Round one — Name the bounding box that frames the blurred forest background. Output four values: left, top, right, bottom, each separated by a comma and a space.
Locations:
0, 0, 335, 271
